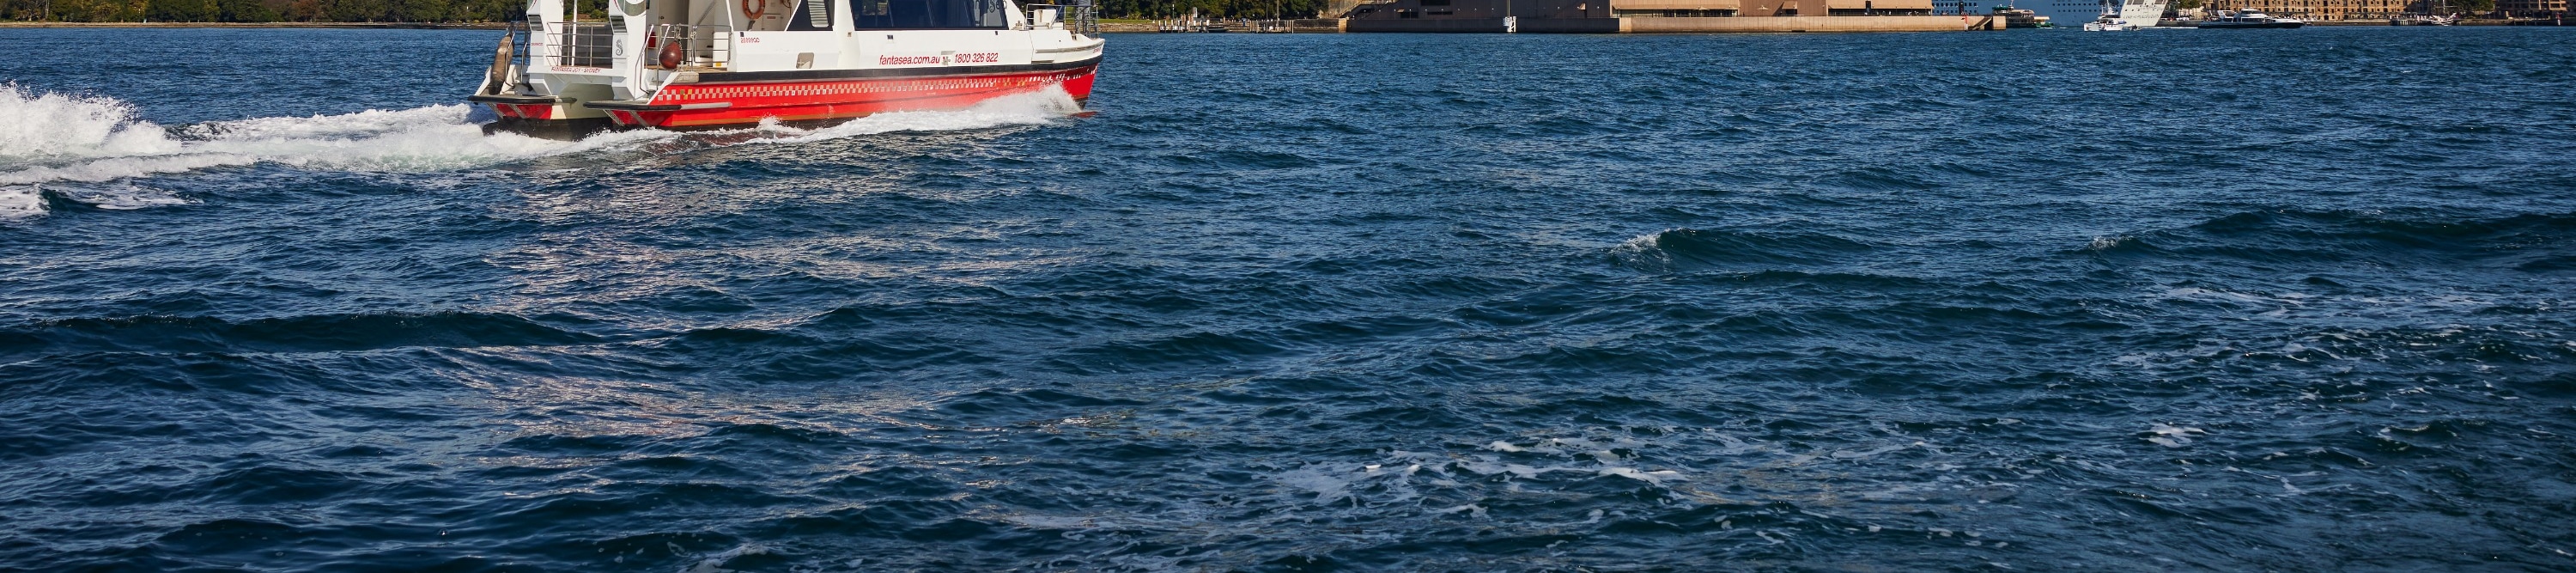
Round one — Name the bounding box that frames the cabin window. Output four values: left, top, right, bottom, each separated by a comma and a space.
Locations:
848, 0, 1010, 28
790, 0, 835, 30
1422, 0, 1449, 5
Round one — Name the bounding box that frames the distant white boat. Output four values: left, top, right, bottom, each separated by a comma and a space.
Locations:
2198, 9, 2307, 28
2081, 18, 2136, 31
2081, 0, 2170, 31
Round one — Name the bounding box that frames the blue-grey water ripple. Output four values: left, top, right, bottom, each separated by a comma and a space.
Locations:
2, 27, 2574, 572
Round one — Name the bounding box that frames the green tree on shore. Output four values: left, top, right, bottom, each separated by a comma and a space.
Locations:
146, 0, 216, 20
222, 0, 278, 18
147, 0, 272, 21
5, 0, 147, 21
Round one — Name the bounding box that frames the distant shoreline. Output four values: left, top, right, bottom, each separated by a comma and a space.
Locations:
0, 21, 1235, 33
0, 21, 507, 29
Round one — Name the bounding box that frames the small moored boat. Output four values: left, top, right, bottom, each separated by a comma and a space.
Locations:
469, 0, 1103, 138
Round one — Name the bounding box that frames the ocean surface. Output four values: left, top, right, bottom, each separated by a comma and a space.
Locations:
3, 27, 2574, 571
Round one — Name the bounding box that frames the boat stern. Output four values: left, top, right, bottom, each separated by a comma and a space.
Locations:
469, 0, 1106, 136
469, 92, 620, 139
467, 12, 647, 140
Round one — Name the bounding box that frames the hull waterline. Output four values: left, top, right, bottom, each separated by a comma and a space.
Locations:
481, 63, 1096, 139
595, 63, 1096, 130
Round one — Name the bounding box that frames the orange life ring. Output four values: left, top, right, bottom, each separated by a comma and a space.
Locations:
740, 0, 767, 18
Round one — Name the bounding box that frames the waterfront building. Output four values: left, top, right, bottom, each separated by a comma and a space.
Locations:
1343, 0, 1966, 32
2495, 0, 2567, 17
1619, 0, 1937, 15
2202, 0, 2414, 19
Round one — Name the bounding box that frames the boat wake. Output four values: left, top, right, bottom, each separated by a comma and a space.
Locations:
0, 84, 1084, 218
735, 87, 1084, 145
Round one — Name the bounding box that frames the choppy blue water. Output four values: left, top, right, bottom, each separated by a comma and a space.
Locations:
3, 27, 2575, 571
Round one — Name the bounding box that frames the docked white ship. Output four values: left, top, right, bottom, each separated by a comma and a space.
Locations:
470, 0, 1105, 138
2198, 9, 2307, 27
2080, 0, 2171, 30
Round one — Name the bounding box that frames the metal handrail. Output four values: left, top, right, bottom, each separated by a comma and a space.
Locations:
506, 20, 532, 68
643, 23, 735, 71
529, 21, 617, 68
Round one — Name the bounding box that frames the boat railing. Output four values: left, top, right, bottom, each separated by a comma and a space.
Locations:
1022, 2, 1100, 34
503, 20, 533, 69
535, 21, 617, 69
644, 24, 736, 71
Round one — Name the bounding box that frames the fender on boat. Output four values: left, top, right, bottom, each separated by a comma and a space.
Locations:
583, 101, 735, 111
465, 94, 573, 106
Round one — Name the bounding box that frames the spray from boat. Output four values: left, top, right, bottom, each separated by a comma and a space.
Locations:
0, 84, 1082, 219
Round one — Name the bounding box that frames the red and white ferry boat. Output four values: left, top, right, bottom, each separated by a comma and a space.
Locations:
470, 0, 1103, 138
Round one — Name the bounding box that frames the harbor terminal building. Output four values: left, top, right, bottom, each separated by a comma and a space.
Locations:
2197, 0, 2412, 20
2494, 0, 2568, 17
1341, 0, 1999, 32
2172, 0, 2559, 21
1340, 0, 2576, 30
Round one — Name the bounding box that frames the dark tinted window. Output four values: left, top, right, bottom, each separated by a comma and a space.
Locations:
790, 0, 834, 30
848, 0, 1010, 29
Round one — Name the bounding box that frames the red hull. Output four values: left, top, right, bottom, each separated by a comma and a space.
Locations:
595, 64, 1096, 129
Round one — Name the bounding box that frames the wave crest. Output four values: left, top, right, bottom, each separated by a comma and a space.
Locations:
0, 83, 180, 161
1611, 227, 1875, 272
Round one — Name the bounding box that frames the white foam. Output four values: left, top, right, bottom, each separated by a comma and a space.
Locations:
1433, 503, 1486, 517
9, 104, 639, 184
740, 86, 1080, 145
1609, 229, 1679, 270
0, 87, 568, 185
0, 186, 43, 217
0, 84, 179, 160
679, 544, 769, 573
0, 87, 606, 218
1598, 466, 1686, 485
48, 182, 191, 210
2146, 424, 2206, 448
